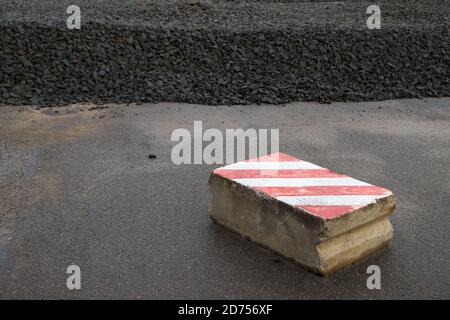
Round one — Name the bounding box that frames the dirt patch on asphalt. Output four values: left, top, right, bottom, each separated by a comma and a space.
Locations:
0, 184, 21, 223
0, 105, 107, 148
27, 170, 64, 206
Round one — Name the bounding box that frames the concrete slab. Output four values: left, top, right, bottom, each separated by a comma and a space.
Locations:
210, 152, 396, 275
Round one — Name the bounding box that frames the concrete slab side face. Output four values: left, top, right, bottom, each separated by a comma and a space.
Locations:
209, 152, 396, 275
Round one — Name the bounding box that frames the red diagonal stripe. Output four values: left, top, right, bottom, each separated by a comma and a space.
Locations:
254, 186, 391, 197
214, 169, 344, 179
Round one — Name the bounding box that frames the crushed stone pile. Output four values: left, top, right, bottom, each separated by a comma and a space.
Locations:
1, 0, 449, 106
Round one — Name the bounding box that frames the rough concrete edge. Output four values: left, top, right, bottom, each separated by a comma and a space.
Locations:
209, 207, 394, 276
209, 172, 396, 239
317, 216, 394, 275
322, 194, 397, 239
208, 172, 396, 276
208, 173, 325, 267
209, 214, 325, 275
208, 172, 326, 227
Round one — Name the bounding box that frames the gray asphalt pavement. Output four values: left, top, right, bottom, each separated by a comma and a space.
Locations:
0, 98, 449, 299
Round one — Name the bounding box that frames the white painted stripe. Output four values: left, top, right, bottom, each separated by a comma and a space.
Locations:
276, 195, 387, 206
233, 177, 371, 187
222, 161, 323, 170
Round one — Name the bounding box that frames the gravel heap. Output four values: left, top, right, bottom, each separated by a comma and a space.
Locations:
1, 0, 449, 106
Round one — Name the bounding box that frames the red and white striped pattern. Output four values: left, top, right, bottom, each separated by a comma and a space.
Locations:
213, 152, 392, 219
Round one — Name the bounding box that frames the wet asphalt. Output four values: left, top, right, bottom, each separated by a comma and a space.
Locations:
0, 98, 449, 299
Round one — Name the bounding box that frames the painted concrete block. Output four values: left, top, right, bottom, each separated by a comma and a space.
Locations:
209, 152, 396, 275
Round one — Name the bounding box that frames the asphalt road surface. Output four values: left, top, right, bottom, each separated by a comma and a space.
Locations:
1, 98, 449, 299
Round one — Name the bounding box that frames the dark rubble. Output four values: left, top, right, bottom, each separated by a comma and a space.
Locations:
0, 0, 449, 106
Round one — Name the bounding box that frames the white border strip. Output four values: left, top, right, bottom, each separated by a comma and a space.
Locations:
276, 195, 387, 206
